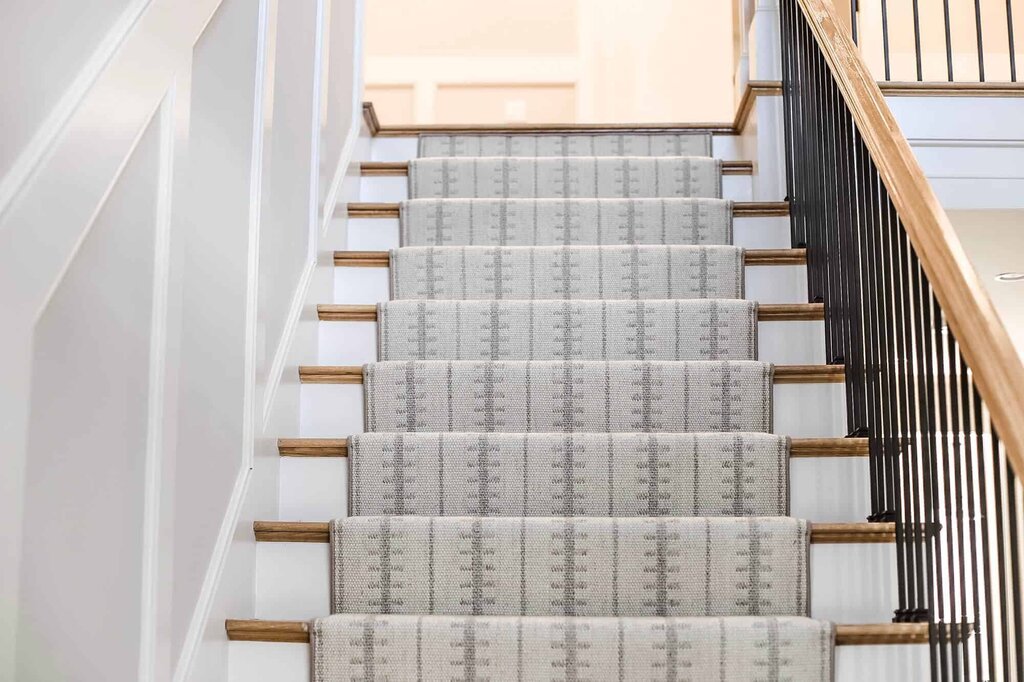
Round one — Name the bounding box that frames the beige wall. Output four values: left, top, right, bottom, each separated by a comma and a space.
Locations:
363, 0, 738, 125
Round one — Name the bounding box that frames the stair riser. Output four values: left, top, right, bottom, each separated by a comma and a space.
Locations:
315, 318, 826, 366
277, 454, 869, 524
359, 174, 755, 204
298, 382, 847, 439
251, 541, 895, 623
331, 261, 808, 306
228, 639, 929, 682
370, 136, 745, 164
347, 216, 795, 251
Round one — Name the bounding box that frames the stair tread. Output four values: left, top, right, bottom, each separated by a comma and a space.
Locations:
344, 200, 791, 218
333, 247, 807, 267
278, 435, 868, 458
317, 302, 825, 321
225, 618, 930, 645
251, 520, 896, 544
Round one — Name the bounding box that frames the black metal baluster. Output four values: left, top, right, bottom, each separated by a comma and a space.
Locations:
1008, 0, 1018, 82
943, 0, 954, 81
975, 0, 987, 82
881, 0, 892, 81
912, 0, 924, 81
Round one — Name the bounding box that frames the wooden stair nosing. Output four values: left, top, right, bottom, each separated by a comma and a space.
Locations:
225, 618, 930, 645
332, 248, 808, 268
277, 436, 869, 458
317, 302, 826, 322
344, 201, 791, 219
360, 161, 755, 177
298, 363, 845, 385
251, 520, 896, 545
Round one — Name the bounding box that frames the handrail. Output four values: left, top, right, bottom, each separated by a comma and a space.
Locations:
798, 0, 1024, 475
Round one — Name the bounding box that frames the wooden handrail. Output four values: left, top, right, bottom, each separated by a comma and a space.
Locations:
798, 0, 1024, 473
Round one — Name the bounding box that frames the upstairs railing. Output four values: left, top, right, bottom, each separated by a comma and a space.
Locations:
782, 0, 1024, 678
845, 0, 1020, 82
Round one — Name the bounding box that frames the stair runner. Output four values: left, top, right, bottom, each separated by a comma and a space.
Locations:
312, 134, 834, 680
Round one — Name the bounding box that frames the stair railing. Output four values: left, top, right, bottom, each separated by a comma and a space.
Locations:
781, 0, 1024, 678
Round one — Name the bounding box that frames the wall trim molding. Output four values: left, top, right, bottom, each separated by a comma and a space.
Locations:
0, 0, 154, 223
171, 0, 272, 677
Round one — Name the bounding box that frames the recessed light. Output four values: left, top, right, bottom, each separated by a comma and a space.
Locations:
995, 272, 1024, 282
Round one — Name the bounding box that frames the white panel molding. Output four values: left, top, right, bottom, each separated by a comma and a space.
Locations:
171, 0, 272, 677
263, 0, 365, 429
138, 89, 178, 682
0, 0, 154, 222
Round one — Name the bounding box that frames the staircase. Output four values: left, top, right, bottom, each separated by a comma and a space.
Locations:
225, 127, 933, 680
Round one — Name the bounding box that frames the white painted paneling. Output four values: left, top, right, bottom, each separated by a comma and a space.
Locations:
0, 0, 138, 181
18, 106, 166, 681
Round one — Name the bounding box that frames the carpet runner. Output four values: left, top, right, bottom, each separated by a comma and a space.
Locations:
363, 360, 773, 433
418, 132, 713, 158
312, 614, 833, 680
330, 516, 809, 617
390, 245, 744, 300
409, 157, 722, 199
399, 198, 734, 246
348, 432, 789, 517
377, 300, 758, 361
309, 131, 834, 681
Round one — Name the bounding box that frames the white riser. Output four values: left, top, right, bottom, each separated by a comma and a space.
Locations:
299, 382, 848, 440
331, 262, 809, 306
229, 640, 930, 682
315, 319, 825, 367
250, 541, 894, 623
359, 175, 756, 203
349, 217, 794, 251
370, 136, 746, 163
277, 455, 869, 524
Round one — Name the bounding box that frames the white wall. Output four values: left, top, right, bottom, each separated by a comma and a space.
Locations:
0, 0, 363, 679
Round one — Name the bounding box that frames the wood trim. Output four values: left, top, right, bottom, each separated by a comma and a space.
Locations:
798, 0, 1024, 475
360, 161, 755, 177
835, 623, 930, 645
253, 520, 891, 544
345, 201, 790, 219
278, 438, 348, 457
298, 366, 364, 384
773, 364, 846, 383
317, 302, 824, 323
360, 161, 408, 176
332, 249, 807, 268
362, 102, 381, 136
226, 619, 310, 643
347, 202, 400, 218
878, 81, 1024, 97
370, 121, 736, 137
277, 436, 864, 458
733, 80, 784, 132
224, 618, 929, 645
789, 437, 869, 457
757, 302, 824, 321
333, 251, 390, 267
810, 522, 895, 543
298, 364, 844, 385
743, 248, 806, 265
732, 201, 790, 217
